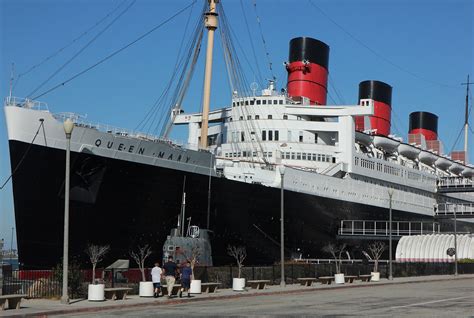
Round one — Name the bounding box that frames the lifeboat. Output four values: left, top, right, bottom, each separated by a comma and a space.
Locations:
462, 166, 474, 177
449, 162, 464, 175
435, 157, 452, 171
373, 135, 400, 153
398, 143, 421, 160
418, 150, 437, 166
355, 131, 373, 147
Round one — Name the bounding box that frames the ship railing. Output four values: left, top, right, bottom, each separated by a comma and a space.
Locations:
4, 96, 49, 111
52, 112, 185, 147
435, 203, 474, 217
437, 176, 474, 189
292, 258, 390, 264
338, 220, 441, 237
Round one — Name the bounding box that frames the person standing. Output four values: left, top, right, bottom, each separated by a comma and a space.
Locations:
179, 261, 193, 298
151, 261, 162, 298
162, 256, 178, 298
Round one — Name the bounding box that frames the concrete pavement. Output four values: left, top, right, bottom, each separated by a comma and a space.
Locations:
1, 274, 473, 317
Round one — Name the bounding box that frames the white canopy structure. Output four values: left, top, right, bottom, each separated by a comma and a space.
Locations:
396, 234, 474, 263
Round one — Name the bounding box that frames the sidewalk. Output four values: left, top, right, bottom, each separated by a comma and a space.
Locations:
1, 274, 473, 317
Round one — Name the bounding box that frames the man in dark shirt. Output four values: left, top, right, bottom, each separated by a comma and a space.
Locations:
163, 256, 178, 298
179, 261, 193, 298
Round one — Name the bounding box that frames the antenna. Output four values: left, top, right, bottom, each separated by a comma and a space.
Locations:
9, 63, 15, 100
461, 75, 473, 158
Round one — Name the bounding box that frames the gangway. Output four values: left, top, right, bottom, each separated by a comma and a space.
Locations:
435, 203, 474, 218
437, 176, 474, 193
337, 220, 440, 240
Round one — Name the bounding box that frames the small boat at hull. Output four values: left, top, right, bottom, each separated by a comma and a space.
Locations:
373, 135, 400, 153
398, 143, 421, 160
435, 157, 453, 171
418, 150, 437, 166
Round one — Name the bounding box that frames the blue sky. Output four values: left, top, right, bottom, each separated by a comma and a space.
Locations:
0, 0, 473, 250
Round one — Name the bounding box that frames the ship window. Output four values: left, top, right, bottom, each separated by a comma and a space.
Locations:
268, 115, 273, 119
168, 246, 174, 251
279, 100, 283, 104
250, 100, 255, 105
229, 117, 232, 121
253, 151, 257, 157
237, 152, 241, 157
257, 100, 261, 105
317, 154, 321, 161
243, 151, 247, 157
225, 153, 229, 157
314, 133, 318, 143
263, 152, 267, 157
312, 154, 317, 161
273, 100, 278, 105
247, 115, 251, 120
263, 100, 267, 105
269, 130, 273, 141
245, 100, 249, 106
262, 130, 267, 141
268, 152, 273, 158
291, 152, 295, 160
241, 132, 245, 141
233, 152, 237, 157
232, 102, 236, 107
275, 130, 279, 141
255, 115, 260, 120
239, 116, 243, 120
283, 114, 288, 120
302, 153, 307, 160
299, 135, 303, 142
297, 153, 301, 160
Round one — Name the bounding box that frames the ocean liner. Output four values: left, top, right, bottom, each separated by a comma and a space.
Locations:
4, 0, 474, 269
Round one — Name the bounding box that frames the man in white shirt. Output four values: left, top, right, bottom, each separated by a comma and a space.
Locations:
151, 261, 162, 298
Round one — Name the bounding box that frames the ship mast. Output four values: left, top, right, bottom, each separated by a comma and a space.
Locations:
461, 75, 472, 158
199, 0, 219, 149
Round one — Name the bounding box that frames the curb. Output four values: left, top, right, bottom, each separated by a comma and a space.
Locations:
6, 275, 474, 317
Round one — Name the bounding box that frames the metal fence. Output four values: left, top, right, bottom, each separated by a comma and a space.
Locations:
2, 262, 474, 298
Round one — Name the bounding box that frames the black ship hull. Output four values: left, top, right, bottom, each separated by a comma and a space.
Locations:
9, 140, 472, 269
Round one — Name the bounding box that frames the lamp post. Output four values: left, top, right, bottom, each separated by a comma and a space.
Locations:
279, 165, 286, 287
61, 118, 74, 304
453, 204, 458, 276
388, 190, 393, 281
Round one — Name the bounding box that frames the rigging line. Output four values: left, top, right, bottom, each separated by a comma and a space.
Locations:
308, 0, 457, 89
328, 74, 346, 104
0, 120, 44, 190
31, 0, 197, 101
135, 1, 200, 132
13, 0, 129, 91
252, 0, 275, 80
448, 126, 465, 154
239, 0, 264, 87
27, 0, 137, 99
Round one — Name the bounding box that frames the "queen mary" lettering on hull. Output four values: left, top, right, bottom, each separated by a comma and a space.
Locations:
94, 138, 191, 163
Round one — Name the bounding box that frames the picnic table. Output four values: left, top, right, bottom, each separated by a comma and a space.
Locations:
296, 277, 318, 287
201, 282, 221, 293
247, 280, 270, 290
0, 294, 27, 310
318, 276, 335, 285
104, 287, 132, 300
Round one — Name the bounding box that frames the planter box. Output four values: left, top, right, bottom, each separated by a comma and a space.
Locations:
190, 280, 201, 294
334, 273, 345, 284
232, 278, 245, 291
139, 281, 154, 297
88, 284, 105, 301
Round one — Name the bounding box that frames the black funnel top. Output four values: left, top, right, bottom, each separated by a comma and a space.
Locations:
358, 80, 392, 106
409, 111, 438, 133
289, 37, 330, 69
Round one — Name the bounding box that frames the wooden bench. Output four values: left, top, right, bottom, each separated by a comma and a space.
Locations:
247, 280, 270, 290
201, 282, 221, 293
104, 287, 133, 300
0, 294, 27, 310
296, 277, 318, 287
358, 274, 372, 282
161, 284, 182, 296
344, 275, 357, 283
318, 276, 335, 285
